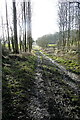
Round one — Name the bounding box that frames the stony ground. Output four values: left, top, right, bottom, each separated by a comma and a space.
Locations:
2, 50, 80, 120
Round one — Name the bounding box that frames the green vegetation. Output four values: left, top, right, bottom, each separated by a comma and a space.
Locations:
36, 33, 59, 48
1, 0, 80, 119
36, 29, 80, 73
41, 49, 80, 74
48, 44, 57, 47
40, 56, 80, 111
2, 52, 37, 119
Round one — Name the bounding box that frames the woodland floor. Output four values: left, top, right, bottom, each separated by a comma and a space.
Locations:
2, 49, 80, 120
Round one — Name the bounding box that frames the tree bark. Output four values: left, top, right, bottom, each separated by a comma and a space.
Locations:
5, 0, 11, 51
27, 0, 32, 53
23, 2, 27, 52
13, 0, 19, 53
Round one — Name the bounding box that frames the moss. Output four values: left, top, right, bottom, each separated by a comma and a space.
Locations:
43, 52, 80, 74
2, 53, 37, 119
71, 97, 78, 102
3, 67, 12, 74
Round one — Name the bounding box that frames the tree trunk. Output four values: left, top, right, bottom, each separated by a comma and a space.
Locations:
78, 2, 80, 63
13, 0, 19, 53
19, 35, 22, 51
27, 0, 32, 53
5, 1, 11, 51
23, 2, 27, 52
1, 17, 5, 47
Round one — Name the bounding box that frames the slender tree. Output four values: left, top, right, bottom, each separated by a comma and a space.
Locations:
27, 0, 32, 52
23, 1, 27, 52
10, 26, 14, 52
77, 2, 80, 63
1, 17, 5, 47
21, 2, 25, 52
13, 0, 19, 53
5, 0, 11, 51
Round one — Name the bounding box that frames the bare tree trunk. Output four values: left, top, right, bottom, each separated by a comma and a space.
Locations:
10, 27, 14, 52
78, 2, 80, 63
67, 2, 70, 51
62, 25, 65, 50
5, 0, 11, 51
27, 0, 32, 53
21, 2, 25, 52
1, 17, 5, 47
13, 0, 19, 53
19, 34, 22, 51
23, 2, 27, 52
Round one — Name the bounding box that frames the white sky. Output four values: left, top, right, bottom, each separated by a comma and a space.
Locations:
0, 0, 59, 40
32, 0, 59, 40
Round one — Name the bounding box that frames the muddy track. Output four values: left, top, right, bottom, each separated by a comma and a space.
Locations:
40, 51, 80, 94
27, 50, 80, 120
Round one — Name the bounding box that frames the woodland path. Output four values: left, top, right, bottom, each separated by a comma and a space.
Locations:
27, 50, 80, 120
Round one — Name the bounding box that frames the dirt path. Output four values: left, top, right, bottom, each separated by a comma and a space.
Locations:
27, 55, 50, 119
27, 50, 80, 120
39, 51, 80, 94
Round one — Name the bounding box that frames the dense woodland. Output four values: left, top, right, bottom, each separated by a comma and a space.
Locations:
1, 0, 80, 120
